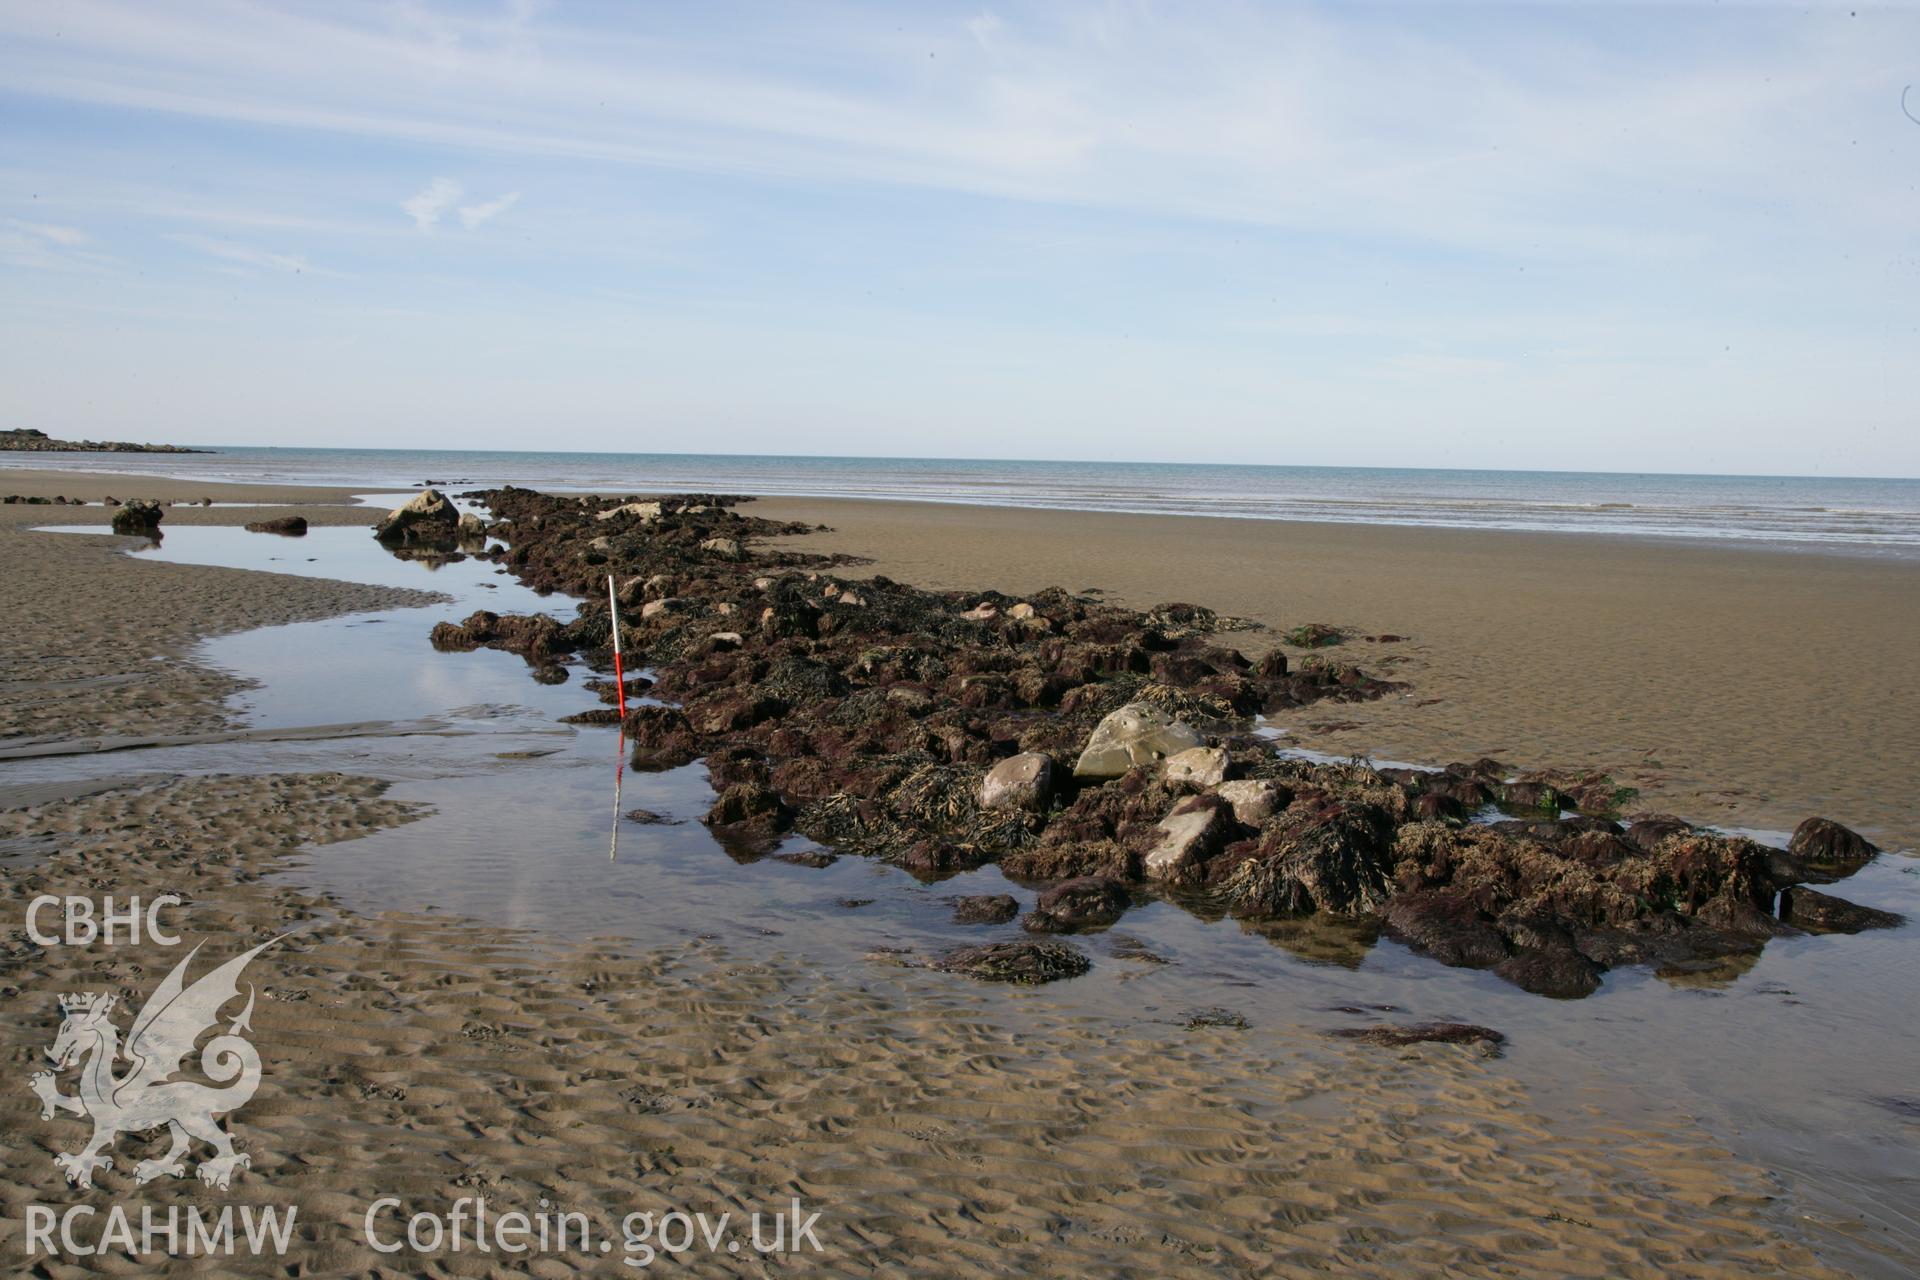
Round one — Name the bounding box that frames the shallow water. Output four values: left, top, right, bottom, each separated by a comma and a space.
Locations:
9, 520, 1919, 1273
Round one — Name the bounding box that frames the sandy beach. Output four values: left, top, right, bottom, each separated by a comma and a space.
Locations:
0, 467, 1913, 1276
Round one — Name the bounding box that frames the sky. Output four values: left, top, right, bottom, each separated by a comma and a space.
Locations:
0, 1, 1916, 475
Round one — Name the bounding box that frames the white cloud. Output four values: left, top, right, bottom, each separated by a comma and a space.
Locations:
401, 177, 462, 231
1, 219, 110, 270
171, 233, 327, 275
458, 191, 520, 229
15, 220, 89, 246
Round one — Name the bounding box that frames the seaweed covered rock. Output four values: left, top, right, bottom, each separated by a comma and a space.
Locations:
110, 499, 163, 536
1204, 795, 1399, 916
1779, 886, 1903, 934
932, 940, 1091, 984
417, 485, 1890, 1000
950, 894, 1020, 925
1786, 817, 1879, 877
1022, 876, 1131, 933
1329, 1022, 1505, 1051
244, 514, 307, 535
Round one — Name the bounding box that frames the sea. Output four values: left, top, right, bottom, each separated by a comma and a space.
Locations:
9, 447, 1920, 554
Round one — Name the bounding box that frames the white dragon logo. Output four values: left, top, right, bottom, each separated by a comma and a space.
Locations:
29, 937, 279, 1191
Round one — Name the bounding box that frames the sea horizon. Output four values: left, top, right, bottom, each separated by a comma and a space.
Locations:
10, 445, 1920, 554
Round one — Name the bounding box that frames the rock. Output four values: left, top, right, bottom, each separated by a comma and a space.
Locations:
1007, 602, 1037, 620
641, 597, 687, 620
700, 783, 792, 857
1215, 779, 1282, 826
950, 894, 1019, 925
707, 631, 745, 650
243, 515, 307, 536
1495, 945, 1602, 999
1206, 799, 1398, 916
622, 705, 700, 769
1779, 887, 1903, 933
1073, 702, 1204, 779
458, 511, 487, 538
1161, 745, 1229, 789
109, 499, 164, 535
1624, 814, 1693, 853
1143, 794, 1238, 882
1183, 1007, 1248, 1029
1381, 889, 1509, 969
1282, 622, 1345, 648
1328, 1022, 1505, 1052
932, 940, 1091, 985
596, 501, 662, 523
1494, 780, 1562, 814
980, 752, 1055, 812
1787, 817, 1878, 874
373, 488, 459, 544
1022, 876, 1130, 933
700, 536, 742, 558
960, 602, 999, 621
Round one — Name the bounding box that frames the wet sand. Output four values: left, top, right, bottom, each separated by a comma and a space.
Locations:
0, 471, 436, 744
0, 466, 1909, 1275
757, 497, 1920, 852
0, 775, 1857, 1277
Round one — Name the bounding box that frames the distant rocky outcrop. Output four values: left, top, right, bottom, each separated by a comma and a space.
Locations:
1, 427, 204, 454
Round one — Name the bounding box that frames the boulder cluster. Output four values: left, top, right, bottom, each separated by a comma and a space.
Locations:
403, 487, 1901, 995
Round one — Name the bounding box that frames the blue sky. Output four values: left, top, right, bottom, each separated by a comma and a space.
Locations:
0, 1, 1915, 474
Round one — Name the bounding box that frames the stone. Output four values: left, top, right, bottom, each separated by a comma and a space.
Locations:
109, 499, 163, 536
1073, 702, 1204, 779
950, 894, 1019, 925
373, 488, 459, 544
596, 500, 662, 522
1328, 1022, 1505, 1051
932, 940, 1091, 985
1143, 794, 1237, 882
700, 536, 742, 558
1779, 887, 1903, 933
1215, 779, 1282, 826
458, 511, 487, 538
1161, 745, 1229, 789
979, 752, 1055, 813
1786, 817, 1878, 873
1007, 602, 1037, 620
1022, 876, 1130, 933
243, 515, 307, 536
641, 597, 686, 620
960, 602, 999, 621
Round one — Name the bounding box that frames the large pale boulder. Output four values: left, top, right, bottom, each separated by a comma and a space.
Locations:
1143, 794, 1237, 882
1073, 703, 1204, 779
1162, 746, 1229, 789
596, 500, 662, 523
1215, 779, 1282, 826
980, 752, 1055, 812
374, 488, 459, 544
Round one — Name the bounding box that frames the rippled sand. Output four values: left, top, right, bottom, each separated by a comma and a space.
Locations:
0, 773, 1851, 1277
